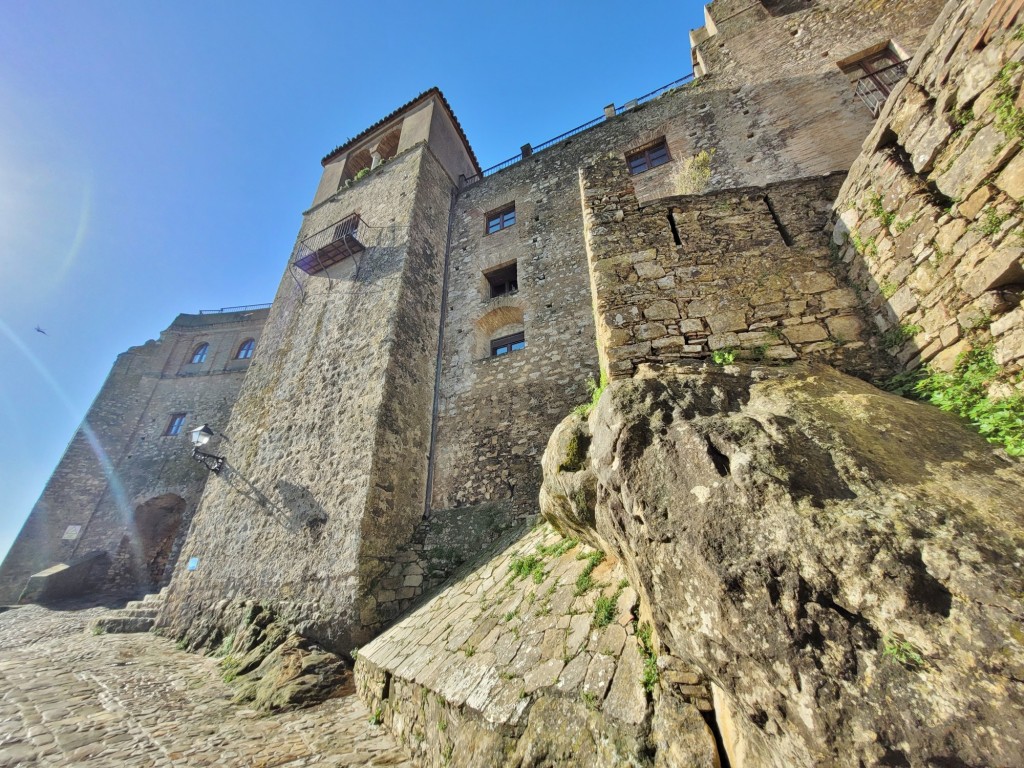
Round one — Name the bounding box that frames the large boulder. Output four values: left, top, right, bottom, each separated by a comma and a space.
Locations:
541, 361, 1024, 768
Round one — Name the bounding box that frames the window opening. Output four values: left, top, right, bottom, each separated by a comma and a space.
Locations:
486, 204, 516, 234
190, 343, 209, 364
840, 44, 908, 117
164, 413, 186, 436
236, 339, 255, 359
485, 263, 519, 298
491, 331, 526, 356
627, 139, 670, 175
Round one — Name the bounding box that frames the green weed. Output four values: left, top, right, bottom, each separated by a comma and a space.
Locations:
991, 62, 1024, 140
913, 345, 1024, 455
882, 634, 925, 668
573, 371, 609, 418
574, 550, 605, 595
975, 206, 1010, 237
711, 347, 736, 365
867, 191, 896, 228
881, 324, 922, 349
880, 281, 898, 299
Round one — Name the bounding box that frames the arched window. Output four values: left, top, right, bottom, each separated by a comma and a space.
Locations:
236, 339, 255, 359
190, 343, 209, 364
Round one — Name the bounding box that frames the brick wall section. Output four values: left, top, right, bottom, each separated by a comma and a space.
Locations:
831, 0, 1024, 375
0, 310, 267, 604
580, 153, 884, 379
158, 144, 455, 652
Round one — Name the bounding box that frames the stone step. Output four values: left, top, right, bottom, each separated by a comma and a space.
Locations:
92, 615, 154, 634
120, 608, 159, 620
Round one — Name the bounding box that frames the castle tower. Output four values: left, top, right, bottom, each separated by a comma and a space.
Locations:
158, 90, 479, 652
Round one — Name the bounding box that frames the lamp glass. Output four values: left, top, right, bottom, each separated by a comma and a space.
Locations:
190, 424, 213, 447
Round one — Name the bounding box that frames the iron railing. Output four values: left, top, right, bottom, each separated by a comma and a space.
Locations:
461, 72, 695, 187
199, 303, 273, 314
615, 74, 694, 114
854, 60, 909, 117
292, 213, 365, 275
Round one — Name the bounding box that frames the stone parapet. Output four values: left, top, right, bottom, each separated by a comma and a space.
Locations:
580, 153, 885, 379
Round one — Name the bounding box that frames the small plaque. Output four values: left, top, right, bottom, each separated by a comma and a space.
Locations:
62, 525, 82, 540
187, 557, 200, 571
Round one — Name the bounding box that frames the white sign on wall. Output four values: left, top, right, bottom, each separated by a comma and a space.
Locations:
62, 525, 82, 540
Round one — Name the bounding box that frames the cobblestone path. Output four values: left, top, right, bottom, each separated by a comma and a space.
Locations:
0, 604, 413, 767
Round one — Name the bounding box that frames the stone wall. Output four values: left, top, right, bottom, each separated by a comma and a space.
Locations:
832, 0, 1024, 377
0, 309, 266, 604
580, 153, 884, 379
355, 524, 719, 767
158, 144, 456, 653
427, 5, 938, 527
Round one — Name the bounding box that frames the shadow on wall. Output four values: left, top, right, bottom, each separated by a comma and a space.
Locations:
214, 464, 328, 538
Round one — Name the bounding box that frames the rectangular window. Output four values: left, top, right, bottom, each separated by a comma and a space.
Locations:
164, 413, 186, 436
839, 44, 908, 117
627, 139, 670, 175
485, 262, 518, 298
491, 332, 526, 357
486, 204, 516, 234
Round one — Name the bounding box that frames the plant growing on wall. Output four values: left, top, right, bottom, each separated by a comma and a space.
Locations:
673, 148, 716, 195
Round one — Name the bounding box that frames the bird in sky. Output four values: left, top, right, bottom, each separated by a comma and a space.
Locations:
35, 326, 47, 335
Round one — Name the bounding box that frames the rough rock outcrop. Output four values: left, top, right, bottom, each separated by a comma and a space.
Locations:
541, 361, 1024, 767
159, 599, 351, 712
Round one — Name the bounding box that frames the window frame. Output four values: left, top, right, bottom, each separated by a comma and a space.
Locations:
485, 204, 516, 235
626, 139, 671, 175
190, 343, 209, 364
164, 413, 187, 436
236, 339, 255, 359
490, 331, 526, 357
484, 262, 519, 298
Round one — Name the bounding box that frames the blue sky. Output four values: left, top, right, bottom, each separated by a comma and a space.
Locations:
0, 0, 707, 564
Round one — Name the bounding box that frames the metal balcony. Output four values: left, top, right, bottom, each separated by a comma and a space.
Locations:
293, 213, 365, 275
855, 60, 909, 118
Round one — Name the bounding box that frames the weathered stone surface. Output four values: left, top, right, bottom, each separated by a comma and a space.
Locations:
353, 524, 702, 766
542, 362, 1024, 768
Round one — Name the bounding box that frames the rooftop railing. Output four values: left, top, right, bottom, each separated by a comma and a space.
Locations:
460, 72, 695, 187
199, 303, 273, 315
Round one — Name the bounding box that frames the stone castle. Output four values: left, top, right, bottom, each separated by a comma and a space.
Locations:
3, 0, 1024, 765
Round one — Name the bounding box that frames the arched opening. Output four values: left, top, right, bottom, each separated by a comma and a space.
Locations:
132, 494, 186, 587
190, 343, 209, 364
475, 304, 525, 359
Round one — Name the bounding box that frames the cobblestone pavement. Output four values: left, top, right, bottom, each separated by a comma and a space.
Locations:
0, 604, 413, 767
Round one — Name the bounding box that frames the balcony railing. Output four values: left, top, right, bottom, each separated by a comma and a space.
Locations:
292, 213, 365, 275
855, 60, 909, 117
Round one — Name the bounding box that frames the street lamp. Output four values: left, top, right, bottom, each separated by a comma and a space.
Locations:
190, 423, 226, 474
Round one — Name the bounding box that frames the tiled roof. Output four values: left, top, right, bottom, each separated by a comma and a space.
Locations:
320, 87, 481, 174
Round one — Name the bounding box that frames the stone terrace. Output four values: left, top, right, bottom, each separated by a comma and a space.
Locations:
354, 524, 713, 766
0, 603, 411, 767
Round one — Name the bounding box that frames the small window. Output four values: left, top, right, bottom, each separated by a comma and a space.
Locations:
236, 339, 255, 359
627, 139, 670, 175
486, 204, 516, 234
164, 413, 187, 436
485, 263, 518, 298
190, 343, 209, 364
491, 332, 526, 357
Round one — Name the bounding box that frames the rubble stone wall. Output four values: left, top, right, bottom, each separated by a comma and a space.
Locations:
580, 153, 884, 379
832, 0, 1024, 376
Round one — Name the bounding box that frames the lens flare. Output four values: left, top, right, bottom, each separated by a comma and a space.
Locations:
0, 318, 132, 544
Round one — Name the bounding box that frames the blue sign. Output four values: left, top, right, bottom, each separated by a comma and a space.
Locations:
187, 557, 200, 571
